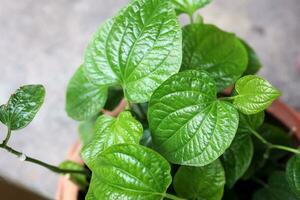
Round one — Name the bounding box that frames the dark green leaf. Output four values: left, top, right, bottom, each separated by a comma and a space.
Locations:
0, 85, 45, 130
173, 159, 225, 200
87, 144, 172, 199
240, 39, 262, 75
239, 112, 265, 133
233, 75, 280, 115
81, 111, 143, 169
286, 154, 300, 198
181, 24, 248, 90
148, 70, 239, 166
84, 0, 182, 103
171, 0, 212, 16
222, 131, 253, 188
66, 66, 107, 121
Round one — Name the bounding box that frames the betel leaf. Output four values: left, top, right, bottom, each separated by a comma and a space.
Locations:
173, 159, 225, 200
0, 85, 45, 130
84, 0, 182, 103
66, 65, 107, 121
233, 75, 280, 115
78, 117, 97, 147
171, 0, 212, 16
286, 154, 300, 198
148, 70, 239, 166
181, 24, 248, 90
238, 111, 265, 133
253, 171, 298, 200
222, 131, 253, 188
240, 39, 262, 75
81, 111, 143, 169
59, 160, 88, 189
87, 144, 172, 199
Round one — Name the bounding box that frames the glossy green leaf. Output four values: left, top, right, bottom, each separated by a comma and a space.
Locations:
78, 117, 97, 147
222, 131, 253, 188
148, 70, 239, 166
0, 85, 45, 130
173, 159, 225, 200
84, 0, 182, 103
233, 75, 280, 115
181, 24, 248, 90
240, 39, 262, 75
59, 160, 88, 189
171, 0, 212, 16
286, 154, 300, 198
253, 171, 298, 200
81, 111, 143, 169
66, 66, 107, 121
87, 144, 172, 199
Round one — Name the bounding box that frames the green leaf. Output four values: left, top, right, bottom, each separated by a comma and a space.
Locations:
238, 111, 265, 133
84, 0, 182, 103
0, 85, 45, 130
253, 171, 298, 200
59, 160, 88, 189
240, 39, 262, 75
173, 159, 225, 200
81, 111, 143, 169
181, 24, 248, 91
233, 75, 281, 115
148, 70, 239, 166
222, 131, 253, 188
78, 117, 97, 147
66, 65, 107, 121
286, 154, 300, 198
86, 144, 172, 199
171, 0, 212, 16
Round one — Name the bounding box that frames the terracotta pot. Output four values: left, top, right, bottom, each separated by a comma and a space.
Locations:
56, 99, 300, 200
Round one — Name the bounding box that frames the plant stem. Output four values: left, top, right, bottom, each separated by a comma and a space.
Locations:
163, 193, 186, 200
2, 128, 11, 146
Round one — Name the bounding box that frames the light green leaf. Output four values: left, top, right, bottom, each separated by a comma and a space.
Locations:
81, 111, 143, 169
84, 0, 182, 103
286, 154, 300, 198
240, 39, 262, 75
0, 85, 45, 130
148, 70, 239, 166
233, 75, 280, 115
171, 0, 212, 16
59, 160, 88, 189
173, 159, 225, 200
87, 144, 172, 199
66, 65, 107, 121
222, 131, 253, 188
78, 117, 97, 147
181, 24, 248, 91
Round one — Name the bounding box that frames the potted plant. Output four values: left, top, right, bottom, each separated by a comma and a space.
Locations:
1, 0, 300, 199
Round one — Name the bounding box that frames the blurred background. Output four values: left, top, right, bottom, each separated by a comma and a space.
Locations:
0, 0, 299, 199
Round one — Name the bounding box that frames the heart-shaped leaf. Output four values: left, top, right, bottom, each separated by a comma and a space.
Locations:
84, 0, 182, 103
66, 66, 107, 121
148, 70, 239, 166
222, 131, 253, 188
240, 39, 262, 75
173, 159, 225, 200
87, 144, 172, 199
286, 154, 300, 198
233, 75, 280, 115
81, 111, 143, 169
171, 0, 212, 16
0, 85, 45, 130
181, 24, 248, 90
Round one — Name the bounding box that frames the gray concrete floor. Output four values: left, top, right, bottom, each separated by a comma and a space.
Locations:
0, 0, 299, 198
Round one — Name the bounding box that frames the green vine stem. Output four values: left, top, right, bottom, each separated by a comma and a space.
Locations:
2, 128, 11, 146
163, 193, 186, 200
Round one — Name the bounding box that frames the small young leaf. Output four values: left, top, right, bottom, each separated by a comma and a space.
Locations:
81, 111, 143, 169
66, 66, 107, 121
84, 0, 182, 103
233, 75, 280, 115
148, 70, 239, 166
286, 154, 300, 198
59, 160, 88, 189
222, 131, 253, 188
181, 24, 248, 90
0, 85, 45, 130
86, 144, 172, 199
240, 39, 262, 75
173, 159, 225, 200
171, 0, 212, 16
